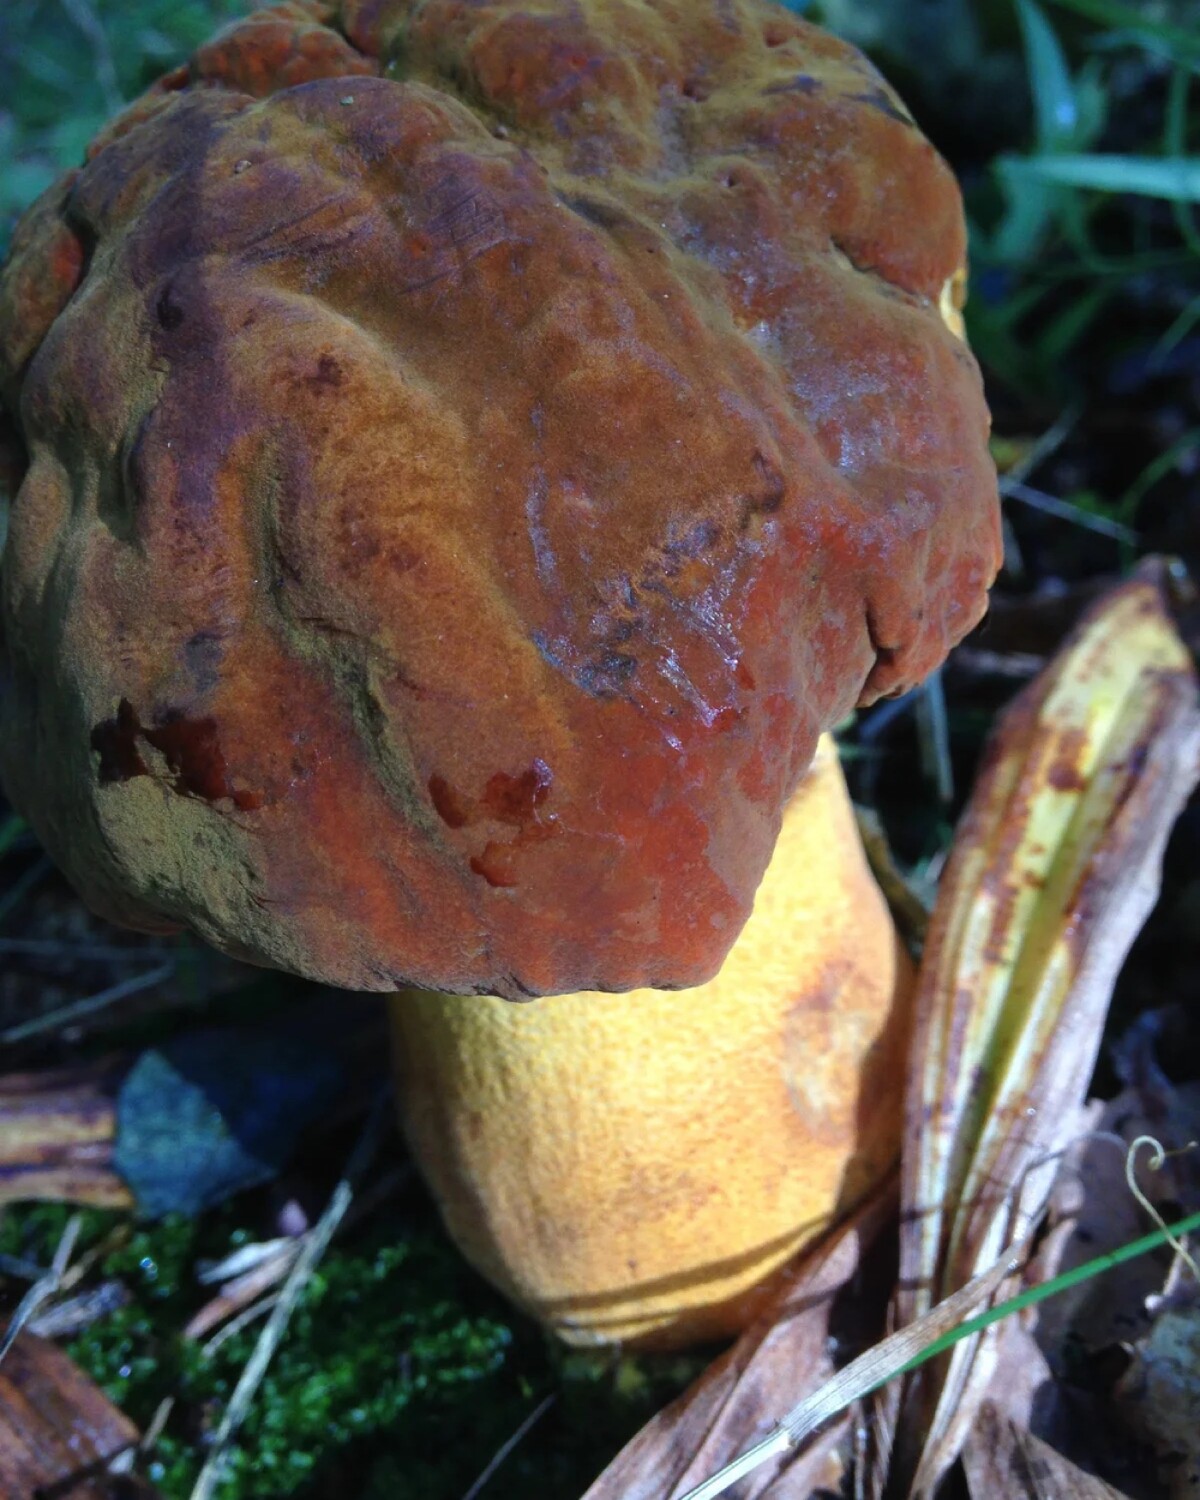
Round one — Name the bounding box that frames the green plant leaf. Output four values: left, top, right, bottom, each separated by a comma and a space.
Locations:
1002, 152, 1200, 201
1016, 0, 1078, 150
1045, 0, 1200, 62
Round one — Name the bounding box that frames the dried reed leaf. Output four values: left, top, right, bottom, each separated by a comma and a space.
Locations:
894, 565, 1200, 1496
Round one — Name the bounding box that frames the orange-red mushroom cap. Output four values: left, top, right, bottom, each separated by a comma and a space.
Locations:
0, 0, 1001, 998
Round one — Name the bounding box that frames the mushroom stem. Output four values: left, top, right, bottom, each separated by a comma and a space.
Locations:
389, 737, 913, 1349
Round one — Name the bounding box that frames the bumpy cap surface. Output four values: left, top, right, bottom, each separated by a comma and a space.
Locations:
0, 0, 1001, 998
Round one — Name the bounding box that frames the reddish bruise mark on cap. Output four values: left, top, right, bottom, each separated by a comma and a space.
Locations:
91, 698, 263, 811
482, 761, 552, 823
428, 773, 471, 828
430, 760, 559, 885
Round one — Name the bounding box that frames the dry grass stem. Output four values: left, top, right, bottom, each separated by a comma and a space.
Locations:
676, 1240, 1028, 1500
1, 960, 174, 1045
186, 1094, 389, 1500
0, 1212, 82, 1367
460, 1393, 556, 1500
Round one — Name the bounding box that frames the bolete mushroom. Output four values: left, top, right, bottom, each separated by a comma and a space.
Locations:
0, 0, 1001, 1346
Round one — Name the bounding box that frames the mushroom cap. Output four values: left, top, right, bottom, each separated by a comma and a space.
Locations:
0, 0, 1000, 998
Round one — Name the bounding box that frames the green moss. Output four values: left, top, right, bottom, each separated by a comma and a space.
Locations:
0, 1196, 701, 1498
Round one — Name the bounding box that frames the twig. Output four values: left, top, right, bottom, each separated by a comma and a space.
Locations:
1, 960, 174, 1044
110, 1394, 176, 1476
916, 669, 953, 805
0, 1213, 82, 1367
186, 1244, 300, 1341
197, 1237, 297, 1286
460, 1394, 556, 1500
1003, 402, 1082, 487
998, 476, 1138, 542
0, 938, 176, 960
187, 1166, 412, 1341
200, 1295, 280, 1359
187, 1093, 391, 1500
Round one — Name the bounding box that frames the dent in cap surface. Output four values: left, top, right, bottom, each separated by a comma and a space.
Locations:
0, 0, 1001, 998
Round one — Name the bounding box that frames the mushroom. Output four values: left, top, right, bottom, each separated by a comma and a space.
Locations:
392, 734, 914, 1346
0, 0, 1001, 1347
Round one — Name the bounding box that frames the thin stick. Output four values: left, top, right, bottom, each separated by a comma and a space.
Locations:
109, 1395, 175, 1476
1, 961, 174, 1044
200, 1295, 280, 1360
1003, 402, 1082, 487
460, 1394, 556, 1500
916, 669, 953, 805
187, 1094, 390, 1500
998, 477, 1137, 542
0, 938, 175, 960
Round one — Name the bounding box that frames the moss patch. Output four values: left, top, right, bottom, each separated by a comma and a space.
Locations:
0, 1197, 703, 1498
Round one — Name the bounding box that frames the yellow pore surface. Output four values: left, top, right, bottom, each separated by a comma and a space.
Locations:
390, 736, 912, 1348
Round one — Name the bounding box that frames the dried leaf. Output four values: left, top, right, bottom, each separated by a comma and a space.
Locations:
1114, 1290, 1200, 1500
957, 1241, 1142, 1500
893, 564, 1200, 1496
0, 1323, 157, 1499
28, 1283, 132, 1341
115, 1004, 377, 1217
964, 1401, 1134, 1500
0, 1059, 131, 1209
582, 1190, 893, 1500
